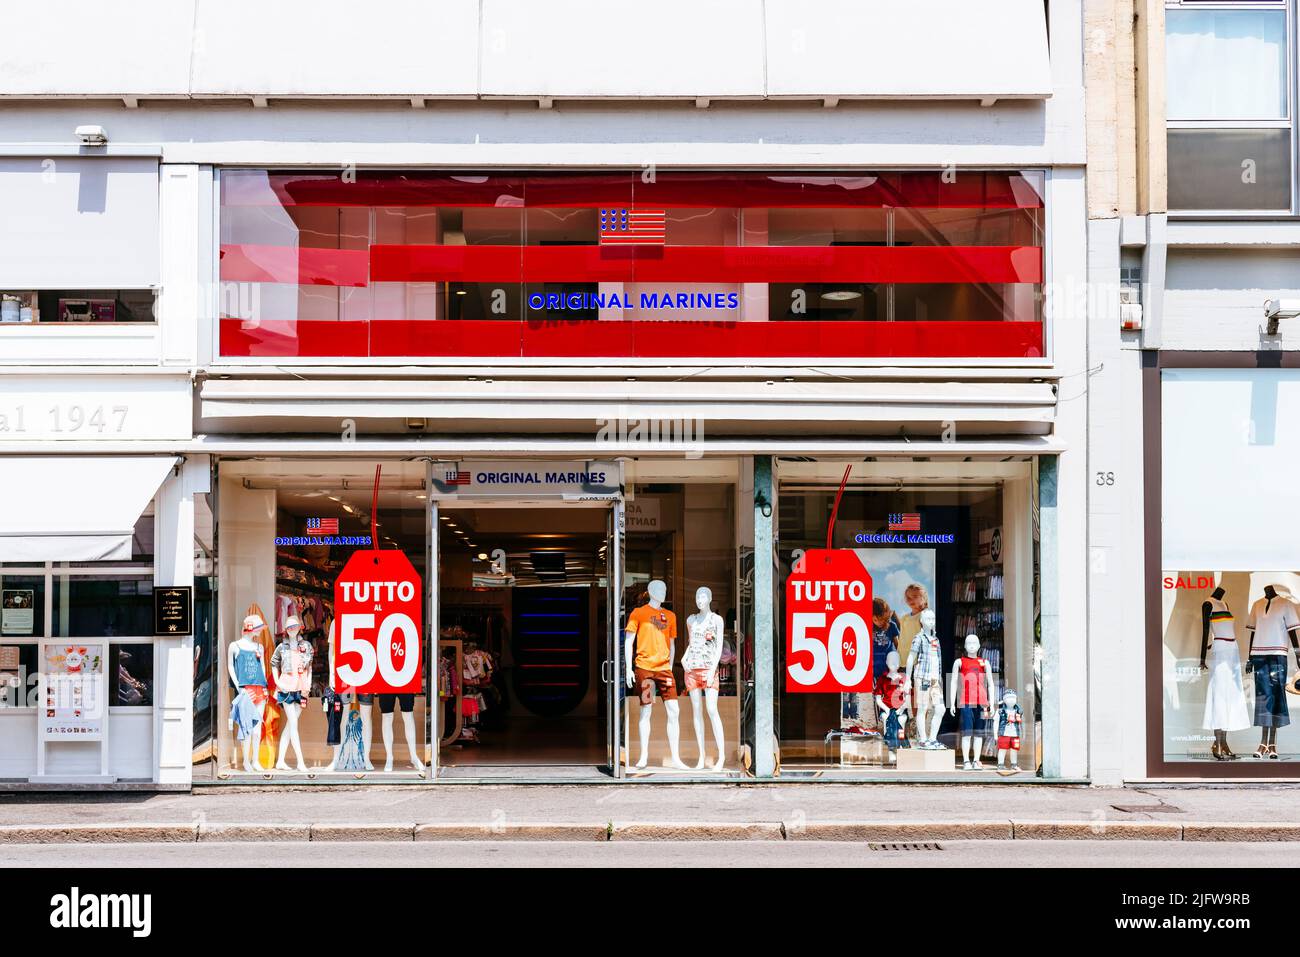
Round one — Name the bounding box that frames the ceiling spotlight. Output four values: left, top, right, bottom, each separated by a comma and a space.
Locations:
820, 290, 862, 301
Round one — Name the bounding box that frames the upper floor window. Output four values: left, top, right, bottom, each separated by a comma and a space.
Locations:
218, 170, 1046, 362
0, 288, 156, 325
1166, 0, 1296, 214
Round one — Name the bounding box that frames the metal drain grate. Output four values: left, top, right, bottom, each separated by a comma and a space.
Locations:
868, 842, 943, 852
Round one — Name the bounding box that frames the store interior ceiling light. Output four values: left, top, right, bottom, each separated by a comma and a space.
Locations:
820, 290, 863, 301
241, 478, 426, 491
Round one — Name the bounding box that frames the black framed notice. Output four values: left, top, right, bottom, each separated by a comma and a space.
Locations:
152, 586, 193, 637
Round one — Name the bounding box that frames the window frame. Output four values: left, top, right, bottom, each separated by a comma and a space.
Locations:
210, 166, 1056, 370
1166, 0, 1299, 218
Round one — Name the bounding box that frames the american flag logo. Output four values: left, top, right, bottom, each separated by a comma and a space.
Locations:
888, 513, 921, 532
599, 208, 666, 246
306, 517, 340, 535
445, 470, 471, 486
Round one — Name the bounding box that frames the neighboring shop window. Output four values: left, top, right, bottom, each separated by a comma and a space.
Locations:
212, 462, 429, 779
0, 288, 157, 325
54, 575, 153, 638
1161, 369, 1300, 763
218, 169, 1045, 360
1165, 0, 1294, 213
776, 460, 1040, 775
0, 567, 162, 710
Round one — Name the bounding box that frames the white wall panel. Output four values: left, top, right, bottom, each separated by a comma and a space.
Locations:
1163, 369, 1300, 570
1, 0, 1055, 103
1163, 250, 1300, 351
766, 0, 1052, 99
480, 0, 765, 98
191, 0, 479, 97
0, 157, 159, 289
1, 2, 192, 97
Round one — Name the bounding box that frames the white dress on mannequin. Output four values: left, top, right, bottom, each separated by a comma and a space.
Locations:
1202, 597, 1251, 732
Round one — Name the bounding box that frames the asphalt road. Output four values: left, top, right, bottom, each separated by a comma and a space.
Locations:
0, 840, 1292, 867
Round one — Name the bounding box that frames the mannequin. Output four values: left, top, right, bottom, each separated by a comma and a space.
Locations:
949, 633, 996, 770
1245, 584, 1300, 759
904, 609, 944, 749
245, 602, 281, 769
624, 579, 687, 769
1199, 586, 1249, 760
995, 690, 1023, 774
325, 621, 373, 772
271, 615, 312, 772
378, 693, 425, 773
682, 586, 726, 772
227, 614, 269, 772
874, 650, 910, 763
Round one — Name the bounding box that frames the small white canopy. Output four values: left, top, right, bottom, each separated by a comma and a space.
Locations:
0, 456, 177, 562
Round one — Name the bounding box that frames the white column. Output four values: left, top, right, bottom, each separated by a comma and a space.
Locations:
152, 455, 210, 786
1048, 166, 1090, 781
159, 164, 203, 367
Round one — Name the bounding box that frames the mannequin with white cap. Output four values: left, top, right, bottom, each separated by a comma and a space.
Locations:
271, 615, 312, 773
227, 614, 270, 772
949, 633, 997, 770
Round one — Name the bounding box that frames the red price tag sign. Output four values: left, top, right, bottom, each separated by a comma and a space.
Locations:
333, 550, 422, 694
785, 549, 873, 693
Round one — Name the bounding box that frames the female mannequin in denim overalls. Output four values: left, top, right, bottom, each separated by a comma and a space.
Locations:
227, 615, 269, 772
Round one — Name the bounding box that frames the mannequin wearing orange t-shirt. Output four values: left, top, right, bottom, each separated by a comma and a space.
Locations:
624, 579, 688, 770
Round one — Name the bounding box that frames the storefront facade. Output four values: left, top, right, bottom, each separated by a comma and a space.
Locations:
0, 0, 1089, 787
1085, 0, 1300, 782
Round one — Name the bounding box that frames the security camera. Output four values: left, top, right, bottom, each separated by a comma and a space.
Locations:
74, 125, 108, 146
1264, 299, 1300, 334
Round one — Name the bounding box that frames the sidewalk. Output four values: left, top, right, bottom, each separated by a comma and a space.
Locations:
3, 784, 1300, 843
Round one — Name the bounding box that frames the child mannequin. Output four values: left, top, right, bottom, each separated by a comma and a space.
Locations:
874, 650, 910, 764
995, 689, 1024, 775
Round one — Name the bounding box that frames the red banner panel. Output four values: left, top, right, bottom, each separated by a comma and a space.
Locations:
369, 244, 1042, 285
221, 318, 1044, 360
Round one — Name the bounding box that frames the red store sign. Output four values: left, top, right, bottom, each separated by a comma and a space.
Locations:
333, 550, 423, 695
785, 549, 874, 694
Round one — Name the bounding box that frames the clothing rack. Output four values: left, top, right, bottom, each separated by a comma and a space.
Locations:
437, 639, 464, 748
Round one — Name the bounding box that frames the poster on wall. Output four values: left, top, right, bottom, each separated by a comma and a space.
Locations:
978, 527, 1003, 567
2, 589, 34, 635
839, 548, 937, 730
38, 641, 106, 740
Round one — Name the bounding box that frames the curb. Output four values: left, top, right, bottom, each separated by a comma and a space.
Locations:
308, 823, 417, 842
415, 823, 609, 841
1182, 823, 1300, 842
1013, 820, 1182, 841
610, 821, 784, 841
1, 820, 1298, 844
0, 824, 199, 844
789, 821, 1013, 841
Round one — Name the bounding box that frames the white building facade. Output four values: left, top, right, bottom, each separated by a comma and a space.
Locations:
0, 0, 1090, 788
1087, 0, 1300, 784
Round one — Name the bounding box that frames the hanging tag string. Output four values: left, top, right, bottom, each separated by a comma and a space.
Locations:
371, 464, 382, 561
825, 464, 852, 554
